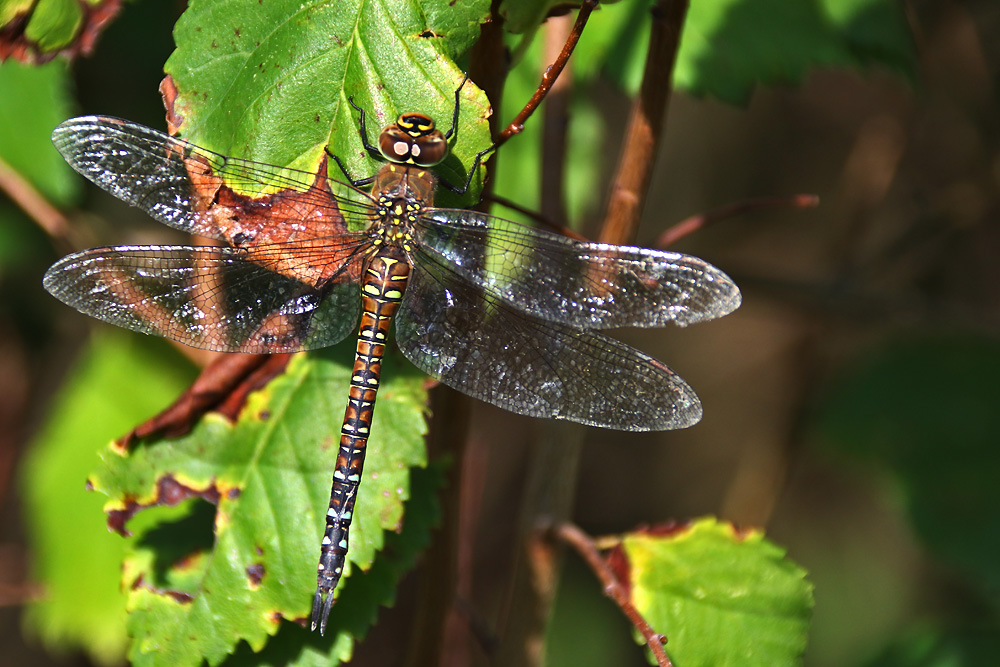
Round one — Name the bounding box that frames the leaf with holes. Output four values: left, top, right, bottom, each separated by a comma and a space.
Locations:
89, 349, 430, 666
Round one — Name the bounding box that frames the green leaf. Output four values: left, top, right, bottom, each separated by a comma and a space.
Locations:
23, 0, 83, 51
566, 0, 649, 93
21, 331, 197, 666
164, 0, 492, 208
500, 0, 565, 35
673, 0, 916, 104
0, 0, 35, 25
87, 347, 428, 666
0, 0, 82, 53
506, 0, 916, 105
814, 335, 1000, 595
0, 58, 77, 205
226, 463, 444, 667
0, 0, 116, 61
622, 517, 813, 666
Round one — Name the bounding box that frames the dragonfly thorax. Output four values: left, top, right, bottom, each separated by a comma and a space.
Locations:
368, 163, 431, 253
378, 112, 447, 167
372, 163, 436, 208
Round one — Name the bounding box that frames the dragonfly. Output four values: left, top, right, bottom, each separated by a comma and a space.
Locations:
43, 77, 741, 634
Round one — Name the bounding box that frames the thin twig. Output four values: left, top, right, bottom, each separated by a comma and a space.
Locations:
0, 154, 75, 248
655, 194, 820, 248
486, 192, 587, 240
554, 522, 674, 667
495, 0, 598, 147
600, 0, 688, 245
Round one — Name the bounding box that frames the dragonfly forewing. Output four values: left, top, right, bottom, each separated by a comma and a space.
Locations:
416, 209, 742, 330
51, 116, 369, 250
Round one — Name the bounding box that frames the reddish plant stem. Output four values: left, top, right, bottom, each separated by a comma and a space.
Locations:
655, 194, 820, 248
599, 0, 689, 245
115, 352, 290, 451
494, 0, 598, 148
486, 192, 588, 239
554, 522, 674, 667
540, 14, 574, 226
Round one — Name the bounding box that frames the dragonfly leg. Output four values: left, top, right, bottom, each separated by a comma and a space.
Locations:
325, 146, 375, 188
323, 94, 385, 188
349, 96, 383, 159
438, 141, 497, 196
311, 249, 411, 635
443, 73, 471, 141
439, 73, 496, 196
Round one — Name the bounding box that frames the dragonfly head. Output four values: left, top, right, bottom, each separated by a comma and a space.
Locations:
379, 113, 448, 167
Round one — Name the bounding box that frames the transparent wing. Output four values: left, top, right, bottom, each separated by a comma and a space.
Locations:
414, 209, 741, 329
43, 244, 362, 353
50, 116, 375, 243
394, 258, 702, 431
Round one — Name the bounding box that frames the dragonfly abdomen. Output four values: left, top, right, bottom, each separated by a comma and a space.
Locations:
312, 247, 411, 634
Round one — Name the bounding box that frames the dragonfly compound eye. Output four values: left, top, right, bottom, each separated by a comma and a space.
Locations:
379, 123, 447, 167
